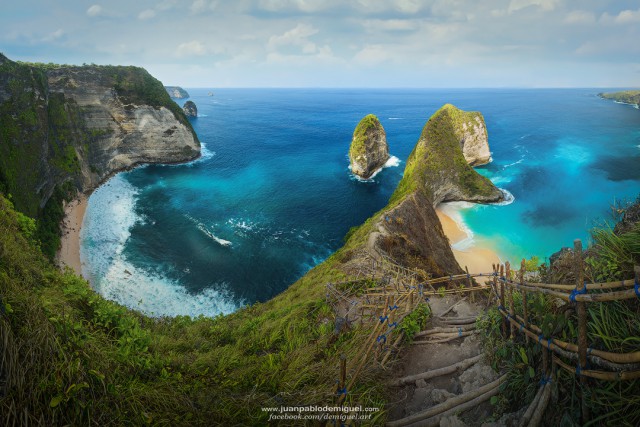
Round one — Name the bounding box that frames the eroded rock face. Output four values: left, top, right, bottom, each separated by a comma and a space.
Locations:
46, 67, 200, 193
0, 55, 200, 215
349, 114, 389, 179
457, 113, 491, 166
165, 86, 189, 99
339, 104, 503, 277
183, 101, 197, 117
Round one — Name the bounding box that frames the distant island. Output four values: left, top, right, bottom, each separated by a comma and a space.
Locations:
165, 86, 189, 99
598, 90, 640, 108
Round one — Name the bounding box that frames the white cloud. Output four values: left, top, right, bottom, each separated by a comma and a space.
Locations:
267, 23, 319, 53
177, 40, 207, 56
353, 44, 392, 66
42, 29, 64, 42
614, 8, 640, 24
508, 0, 559, 14
138, 9, 156, 20
362, 19, 419, 32
86, 5, 103, 17
395, 0, 422, 14
190, 0, 208, 14
259, 0, 330, 13
564, 10, 595, 25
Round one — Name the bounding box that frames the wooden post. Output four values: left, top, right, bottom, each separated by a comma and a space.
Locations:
465, 266, 474, 303
338, 354, 347, 396
499, 264, 506, 337
520, 259, 529, 343
574, 239, 589, 423
506, 262, 515, 338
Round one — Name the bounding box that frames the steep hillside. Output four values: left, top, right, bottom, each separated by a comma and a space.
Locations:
0, 53, 200, 256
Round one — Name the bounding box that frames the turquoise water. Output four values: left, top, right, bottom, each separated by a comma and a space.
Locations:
79, 89, 640, 317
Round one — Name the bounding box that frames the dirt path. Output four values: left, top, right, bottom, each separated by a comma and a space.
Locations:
385, 295, 507, 426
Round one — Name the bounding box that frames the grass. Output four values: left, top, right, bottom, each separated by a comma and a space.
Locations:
0, 193, 396, 424
0, 55, 199, 261
348, 114, 383, 161
477, 197, 640, 425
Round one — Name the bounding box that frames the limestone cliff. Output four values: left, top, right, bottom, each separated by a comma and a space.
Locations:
340, 104, 504, 276
183, 101, 197, 117
0, 53, 200, 256
349, 114, 389, 179
451, 107, 492, 166
165, 86, 189, 99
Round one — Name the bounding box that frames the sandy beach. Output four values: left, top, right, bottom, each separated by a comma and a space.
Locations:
56, 194, 87, 276
436, 208, 500, 274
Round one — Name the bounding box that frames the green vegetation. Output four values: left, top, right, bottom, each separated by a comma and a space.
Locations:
349, 114, 382, 161
0, 55, 199, 260
477, 197, 640, 425
0, 194, 394, 424
599, 90, 640, 106
390, 104, 499, 205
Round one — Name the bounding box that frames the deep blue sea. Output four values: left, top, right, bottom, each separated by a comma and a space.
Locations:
79, 89, 640, 317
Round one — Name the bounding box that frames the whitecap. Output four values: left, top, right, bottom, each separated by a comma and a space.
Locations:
492, 189, 515, 206
80, 175, 240, 317
197, 114, 209, 117
349, 155, 401, 182
388, 117, 403, 120
502, 158, 524, 169
185, 214, 232, 247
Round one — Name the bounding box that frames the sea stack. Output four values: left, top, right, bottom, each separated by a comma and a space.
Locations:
349, 114, 389, 179
183, 101, 197, 117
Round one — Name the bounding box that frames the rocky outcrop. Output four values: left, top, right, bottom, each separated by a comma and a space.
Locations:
0, 54, 200, 220
450, 107, 492, 166
183, 101, 197, 117
339, 104, 504, 276
349, 114, 389, 179
165, 86, 189, 99
599, 90, 640, 108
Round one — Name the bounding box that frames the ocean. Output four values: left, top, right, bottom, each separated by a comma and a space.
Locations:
79, 89, 640, 317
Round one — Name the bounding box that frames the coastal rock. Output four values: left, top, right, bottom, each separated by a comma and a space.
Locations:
599, 90, 640, 108
165, 86, 189, 99
452, 108, 492, 166
349, 114, 389, 179
0, 54, 200, 219
340, 104, 504, 275
183, 101, 197, 117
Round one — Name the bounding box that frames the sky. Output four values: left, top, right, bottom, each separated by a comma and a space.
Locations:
1, 0, 639, 88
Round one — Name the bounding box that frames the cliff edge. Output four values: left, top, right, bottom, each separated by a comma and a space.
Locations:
0, 54, 200, 256
349, 114, 389, 179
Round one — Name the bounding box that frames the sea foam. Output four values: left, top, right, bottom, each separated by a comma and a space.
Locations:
80, 174, 240, 317
349, 155, 401, 182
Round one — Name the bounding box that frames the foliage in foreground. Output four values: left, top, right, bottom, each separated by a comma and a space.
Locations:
477, 197, 640, 426
0, 195, 388, 425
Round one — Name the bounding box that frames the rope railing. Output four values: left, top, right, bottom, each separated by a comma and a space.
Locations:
486, 240, 640, 380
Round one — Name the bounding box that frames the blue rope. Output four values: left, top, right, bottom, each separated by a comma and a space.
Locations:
458, 327, 462, 337
379, 315, 388, 324
634, 277, 640, 298
337, 387, 347, 396
519, 323, 524, 332
389, 304, 399, 311
547, 338, 553, 349
449, 275, 453, 281
576, 364, 581, 376
377, 334, 387, 344
539, 376, 552, 385
424, 297, 430, 302
538, 334, 544, 346
569, 284, 588, 303
388, 322, 398, 328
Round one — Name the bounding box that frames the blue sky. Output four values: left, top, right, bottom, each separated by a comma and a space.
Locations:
1, 0, 639, 87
